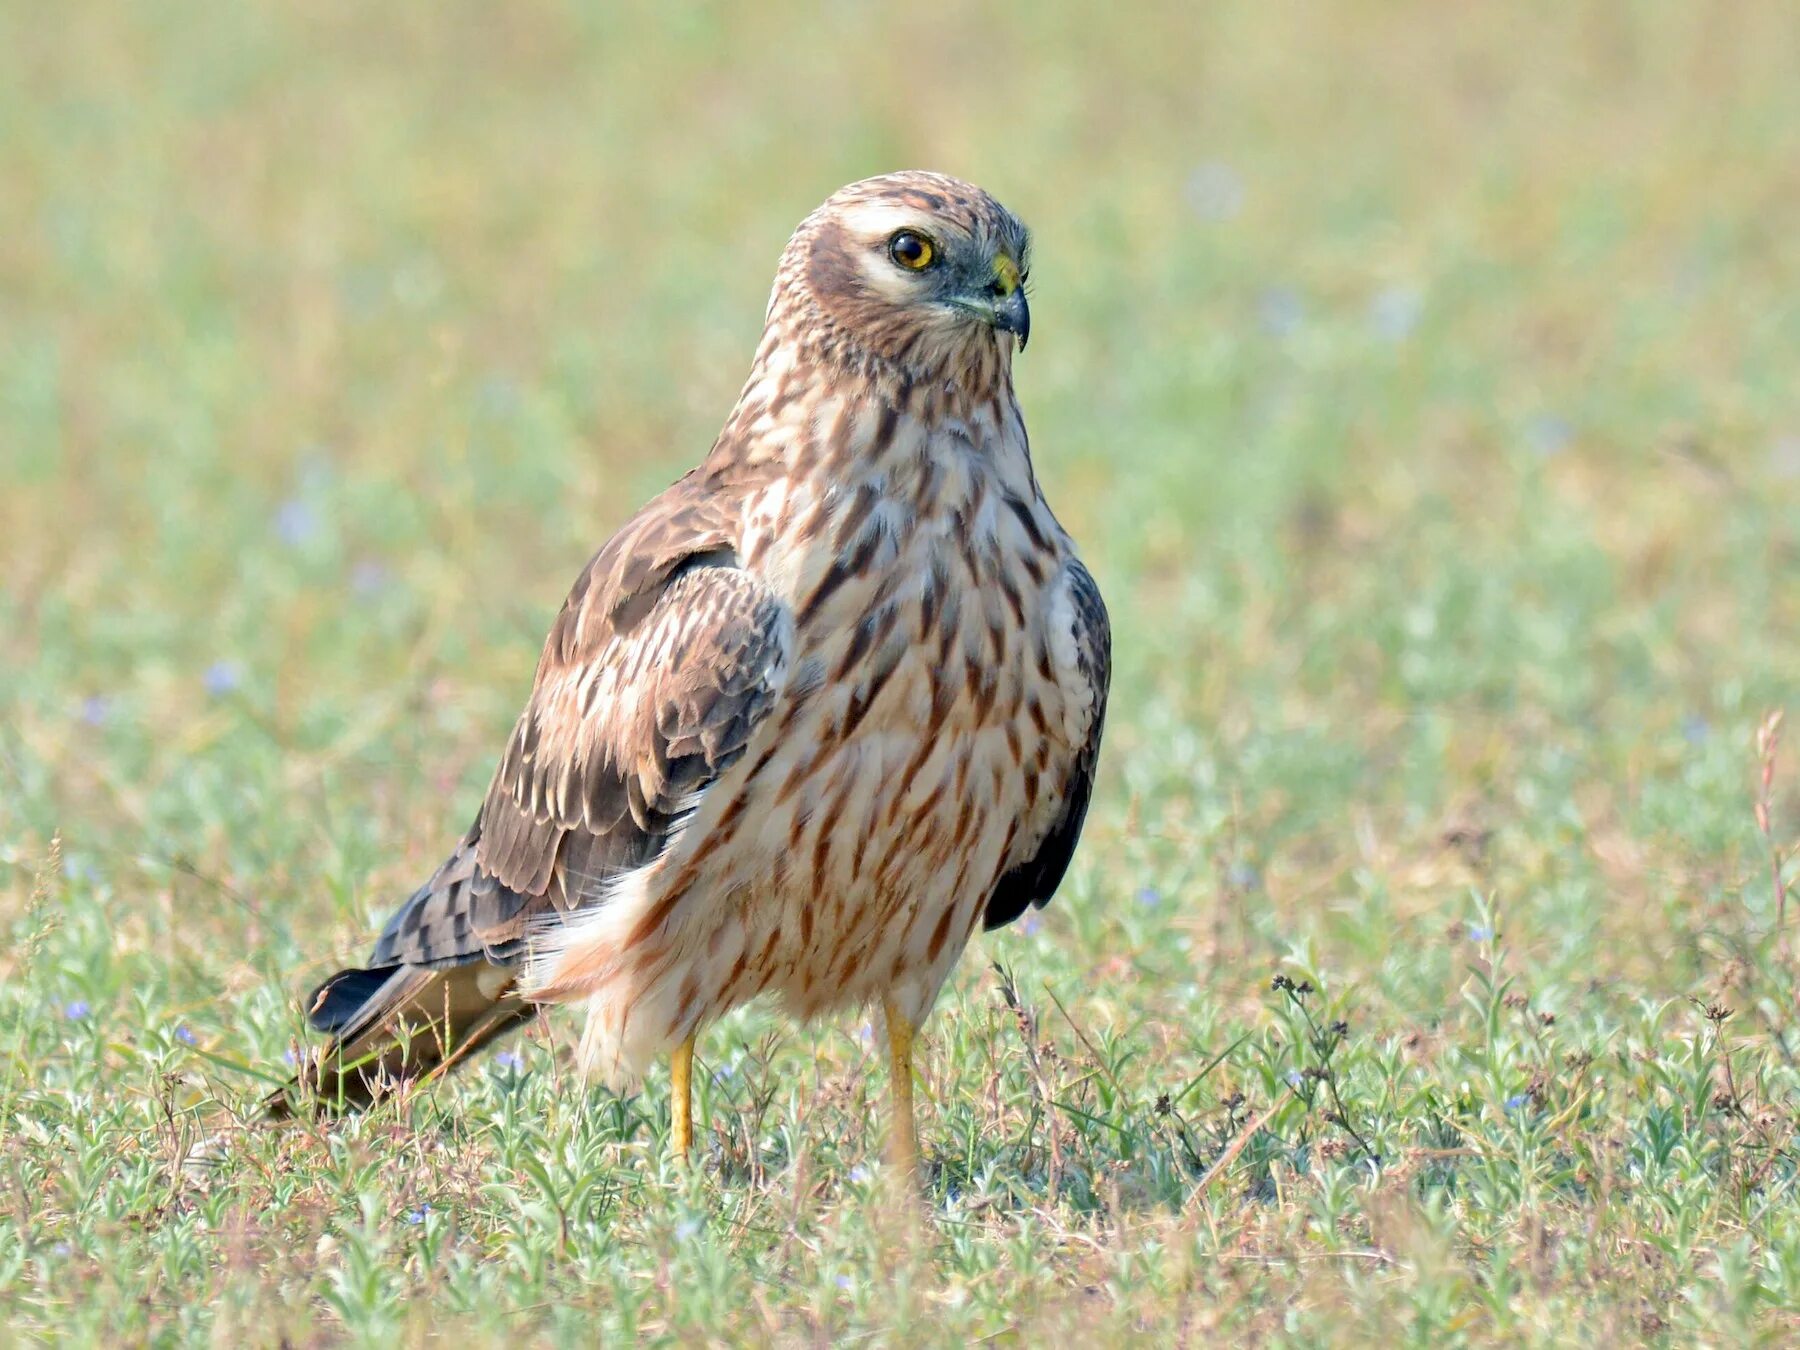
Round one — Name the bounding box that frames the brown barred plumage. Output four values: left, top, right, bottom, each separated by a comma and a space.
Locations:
278, 173, 1110, 1170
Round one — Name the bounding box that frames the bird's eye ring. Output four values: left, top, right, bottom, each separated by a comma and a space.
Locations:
888, 231, 936, 271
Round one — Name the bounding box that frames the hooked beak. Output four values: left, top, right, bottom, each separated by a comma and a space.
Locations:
986, 253, 1030, 351
951, 254, 1031, 351
992, 287, 1031, 351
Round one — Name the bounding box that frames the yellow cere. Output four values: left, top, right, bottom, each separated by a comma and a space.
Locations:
992, 254, 1021, 296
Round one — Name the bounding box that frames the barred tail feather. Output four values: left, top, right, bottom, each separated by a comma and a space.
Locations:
267, 960, 530, 1116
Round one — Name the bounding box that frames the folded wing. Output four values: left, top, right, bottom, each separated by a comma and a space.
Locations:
281, 479, 791, 1110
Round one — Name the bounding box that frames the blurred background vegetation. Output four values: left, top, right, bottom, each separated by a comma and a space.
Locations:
4, 1, 1799, 1343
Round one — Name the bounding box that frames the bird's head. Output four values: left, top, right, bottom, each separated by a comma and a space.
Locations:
775, 171, 1032, 381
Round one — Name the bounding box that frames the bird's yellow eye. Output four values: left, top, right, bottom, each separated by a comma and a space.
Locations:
888, 231, 935, 271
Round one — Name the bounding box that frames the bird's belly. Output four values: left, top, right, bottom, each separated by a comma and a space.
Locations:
712, 648, 1032, 1014
548, 540, 1079, 1086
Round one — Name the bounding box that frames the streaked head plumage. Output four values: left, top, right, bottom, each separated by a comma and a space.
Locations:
772, 171, 1032, 377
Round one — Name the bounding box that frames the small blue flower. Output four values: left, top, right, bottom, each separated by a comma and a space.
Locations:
350, 559, 390, 597
203, 661, 242, 697
1135, 886, 1162, 908
494, 1050, 525, 1071
835, 1274, 853, 1290
63, 1000, 91, 1021
1467, 925, 1493, 943
1226, 862, 1261, 891
405, 1205, 431, 1225
274, 498, 320, 547
1368, 286, 1423, 342
1524, 413, 1573, 458
675, 1218, 701, 1241
1020, 912, 1044, 938
52, 1242, 72, 1258
58, 856, 99, 885
283, 1047, 299, 1066
1285, 1069, 1305, 1089
1504, 1093, 1530, 1112
174, 1025, 197, 1046
1681, 715, 1711, 745
1186, 162, 1246, 222
80, 696, 111, 727
848, 1165, 872, 1185
1257, 287, 1305, 337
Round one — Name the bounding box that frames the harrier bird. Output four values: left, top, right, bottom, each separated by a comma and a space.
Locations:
286, 172, 1110, 1172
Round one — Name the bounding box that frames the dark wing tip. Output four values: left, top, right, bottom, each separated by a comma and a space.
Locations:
305, 965, 400, 1034
983, 559, 1110, 933
981, 765, 1096, 932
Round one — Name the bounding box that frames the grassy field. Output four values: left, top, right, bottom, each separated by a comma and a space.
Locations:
5, 1, 1800, 1343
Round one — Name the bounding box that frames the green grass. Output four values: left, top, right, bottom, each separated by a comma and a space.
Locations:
5, 1, 1800, 1343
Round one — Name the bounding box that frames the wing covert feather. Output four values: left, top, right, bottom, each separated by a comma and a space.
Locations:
478, 561, 790, 908
366, 479, 787, 972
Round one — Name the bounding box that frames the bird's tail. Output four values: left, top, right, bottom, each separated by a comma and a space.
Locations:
266, 841, 542, 1116
266, 959, 534, 1117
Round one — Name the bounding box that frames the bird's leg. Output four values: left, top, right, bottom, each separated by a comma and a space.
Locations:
881, 996, 919, 1178
670, 1033, 696, 1159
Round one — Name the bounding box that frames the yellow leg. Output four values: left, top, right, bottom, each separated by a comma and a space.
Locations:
882, 997, 919, 1178
671, 1033, 695, 1159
